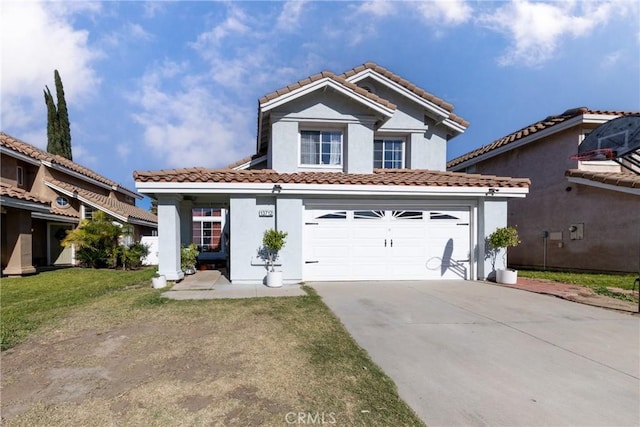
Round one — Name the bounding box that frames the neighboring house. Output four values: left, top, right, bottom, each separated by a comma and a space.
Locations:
448, 107, 640, 273
0, 133, 158, 275
135, 62, 530, 284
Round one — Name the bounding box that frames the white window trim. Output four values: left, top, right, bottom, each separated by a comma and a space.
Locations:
298, 128, 344, 168
16, 166, 24, 187
374, 137, 406, 169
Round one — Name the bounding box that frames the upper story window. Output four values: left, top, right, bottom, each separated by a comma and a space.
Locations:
55, 196, 70, 208
16, 166, 24, 187
83, 205, 96, 220
300, 130, 342, 166
374, 139, 405, 169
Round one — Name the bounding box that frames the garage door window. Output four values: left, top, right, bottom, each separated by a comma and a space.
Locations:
354, 210, 385, 220
316, 211, 347, 220
392, 210, 423, 220
430, 212, 460, 220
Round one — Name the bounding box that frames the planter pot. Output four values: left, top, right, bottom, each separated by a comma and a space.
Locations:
496, 269, 518, 285
266, 270, 283, 288
152, 275, 167, 289
184, 267, 196, 275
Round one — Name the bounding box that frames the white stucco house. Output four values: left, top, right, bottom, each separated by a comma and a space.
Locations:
134, 62, 530, 284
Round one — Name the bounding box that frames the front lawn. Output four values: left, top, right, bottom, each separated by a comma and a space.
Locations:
1, 268, 156, 350
519, 270, 639, 291
1, 269, 423, 426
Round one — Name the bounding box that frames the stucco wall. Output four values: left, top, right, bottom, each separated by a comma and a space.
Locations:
229, 195, 303, 285
470, 127, 640, 273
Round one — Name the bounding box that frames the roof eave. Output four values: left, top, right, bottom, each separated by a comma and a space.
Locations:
136, 181, 529, 198
259, 77, 395, 118
449, 115, 585, 171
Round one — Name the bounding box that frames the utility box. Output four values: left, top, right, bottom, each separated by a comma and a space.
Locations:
569, 223, 584, 240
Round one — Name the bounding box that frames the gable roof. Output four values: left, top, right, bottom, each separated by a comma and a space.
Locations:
257, 62, 469, 153
45, 179, 158, 226
134, 167, 529, 189
259, 70, 398, 112
0, 132, 140, 198
340, 62, 469, 129
447, 107, 639, 170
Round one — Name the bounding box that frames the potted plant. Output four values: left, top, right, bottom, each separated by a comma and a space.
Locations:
181, 243, 199, 275
262, 228, 288, 287
488, 226, 521, 285
152, 271, 167, 289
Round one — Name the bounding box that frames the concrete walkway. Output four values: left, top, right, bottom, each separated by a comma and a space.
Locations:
160, 270, 306, 299
311, 280, 640, 427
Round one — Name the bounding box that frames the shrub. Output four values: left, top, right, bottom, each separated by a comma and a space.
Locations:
62, 211, 121, 268
181, 243, 200, 271
262, 229, 288, 272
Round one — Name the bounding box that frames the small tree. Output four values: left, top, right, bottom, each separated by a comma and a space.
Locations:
488, 226, 521, 270
262, 229, 288, 272
62, 211, 121, 268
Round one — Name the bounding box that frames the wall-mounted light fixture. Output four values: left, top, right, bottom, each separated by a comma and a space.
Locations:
486, 188, 499, 196
272, 184, 282, 194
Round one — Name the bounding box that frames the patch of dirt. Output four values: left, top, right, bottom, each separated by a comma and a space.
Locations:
0, 300, 311, 426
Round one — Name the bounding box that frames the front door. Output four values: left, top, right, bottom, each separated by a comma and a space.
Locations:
48, 223, 74, 265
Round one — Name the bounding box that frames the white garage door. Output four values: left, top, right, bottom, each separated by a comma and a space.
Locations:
303, 208, 471, 281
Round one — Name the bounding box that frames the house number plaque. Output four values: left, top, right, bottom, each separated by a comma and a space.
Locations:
258, 210, 274, 217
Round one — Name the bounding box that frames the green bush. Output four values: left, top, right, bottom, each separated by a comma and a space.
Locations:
62, 211, 121, 268
262, 229, 288, 272
113, 242, 150, 270
181, 243, 200, 271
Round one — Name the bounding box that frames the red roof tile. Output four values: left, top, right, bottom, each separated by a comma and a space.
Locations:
340, 62, 469, 128
46, 179, 157, 224
0, 182, 50, 205
0, 132, 138, 195
565, 169, 640, 189
259, 70, 397, 111
134, 167, 530, 188
226, 152, 267, 169
447, 108, 639, 169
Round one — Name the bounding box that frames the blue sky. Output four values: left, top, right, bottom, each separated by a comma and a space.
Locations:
2, 1, 639, 208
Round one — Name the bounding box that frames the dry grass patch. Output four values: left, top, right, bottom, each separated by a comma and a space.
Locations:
1, 282, 423, 426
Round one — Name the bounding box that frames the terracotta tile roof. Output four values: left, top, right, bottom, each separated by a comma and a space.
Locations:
46, 179, 157, 224
226, 152, 267, 169
565, 169, 640, 189
447, 107, 639, 169
50, 205, 80, 219
0, 182, 50, 205
340, 62, 469, 128
134, 167, 530, 188
259, 70, 397, 111
0, 132, 138, 195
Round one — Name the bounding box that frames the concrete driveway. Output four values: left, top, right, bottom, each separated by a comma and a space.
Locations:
311, 280, 639, 427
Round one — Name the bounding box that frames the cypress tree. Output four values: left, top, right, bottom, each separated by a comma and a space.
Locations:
54, 70, 72, 160
44, 70, 72, 160
44, 86, 60, 155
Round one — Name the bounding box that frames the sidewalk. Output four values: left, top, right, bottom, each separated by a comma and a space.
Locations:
161, 269, 307, 299
494, 277, 639, 313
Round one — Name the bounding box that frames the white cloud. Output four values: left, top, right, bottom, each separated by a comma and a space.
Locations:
277, 1, 308, 30
356, 0, 396, 17
478, 0, 619, 66
192, 5, 251, 47
130, 61, 255, 168
0, 2, 101, 137
414, 0, 472, 26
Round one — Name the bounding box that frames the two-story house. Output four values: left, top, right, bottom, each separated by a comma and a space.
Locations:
448, 108, 640, 273
135, 62, 530, 284
1, 133, 158, 275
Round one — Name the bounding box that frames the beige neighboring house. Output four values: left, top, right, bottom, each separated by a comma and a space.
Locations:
0, 133, 157, 276
448, 107, 640, 274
